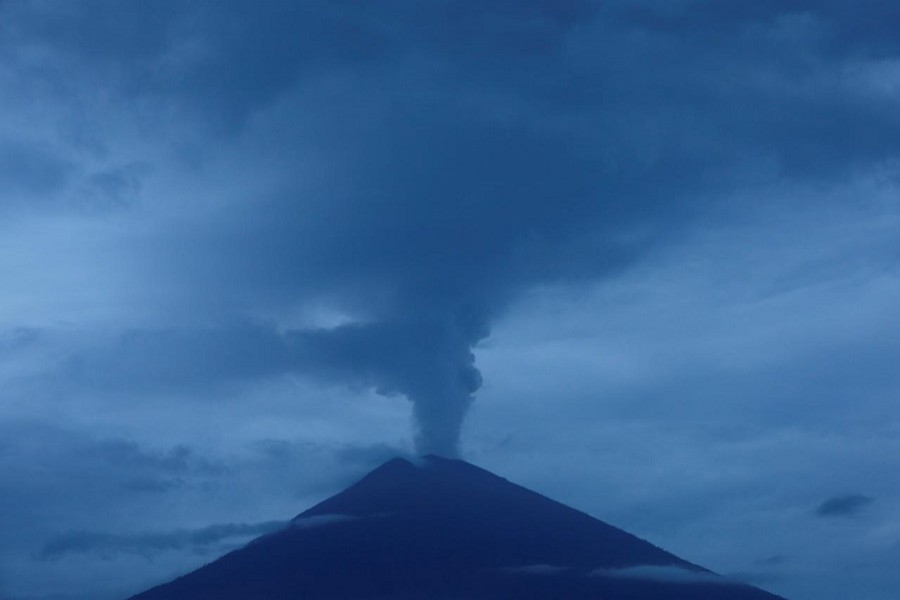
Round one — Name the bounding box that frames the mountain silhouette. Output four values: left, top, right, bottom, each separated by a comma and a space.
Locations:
128, 455, 786, 599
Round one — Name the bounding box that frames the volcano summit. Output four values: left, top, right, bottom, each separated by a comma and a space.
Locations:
128, 456, 785, 599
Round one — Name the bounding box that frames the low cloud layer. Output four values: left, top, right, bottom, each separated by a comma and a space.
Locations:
290, 514, 358, 530
39, 521, 286, 561
593, 565, 729, 585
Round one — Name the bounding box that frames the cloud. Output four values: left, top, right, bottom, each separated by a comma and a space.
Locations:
333, 442, 412, 468
1, 1, 391, 131
54, 324, 293, 393
592, 564, 730, 585
49, 321, 484, 456
0, 422, 232, 553
289, 514, 357, 530
0, 327, 41, 355
0, 141, 72, 204
38, 521, 285, 561
2, 4, 900, 597
754, 554, 788, 567
82, 163, 145, 210
5, 0, 900, 462
815, 494, 874, 518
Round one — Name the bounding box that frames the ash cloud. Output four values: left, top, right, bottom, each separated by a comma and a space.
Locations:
6, 0, 900, 459
287, 320, 486, 457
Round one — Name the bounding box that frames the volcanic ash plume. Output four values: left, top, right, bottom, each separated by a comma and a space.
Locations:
289, 317, 486, 457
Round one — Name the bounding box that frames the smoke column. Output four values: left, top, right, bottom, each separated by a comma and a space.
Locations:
290, 317, 487, 457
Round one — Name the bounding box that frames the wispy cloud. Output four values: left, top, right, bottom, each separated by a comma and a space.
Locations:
289, 514, 359, 529
39, 521, 285, 561
815, 494, 874, 518
592, 564, 730, 585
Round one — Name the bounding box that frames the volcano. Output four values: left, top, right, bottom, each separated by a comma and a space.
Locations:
128, 455, 785, 599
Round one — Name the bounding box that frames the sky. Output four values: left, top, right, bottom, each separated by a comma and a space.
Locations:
1, 1, 899, 599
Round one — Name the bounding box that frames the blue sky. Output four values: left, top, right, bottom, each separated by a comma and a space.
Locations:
1, 2, 899, 599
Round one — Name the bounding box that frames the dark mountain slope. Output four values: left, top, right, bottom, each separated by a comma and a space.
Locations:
129, 455, 786, 600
